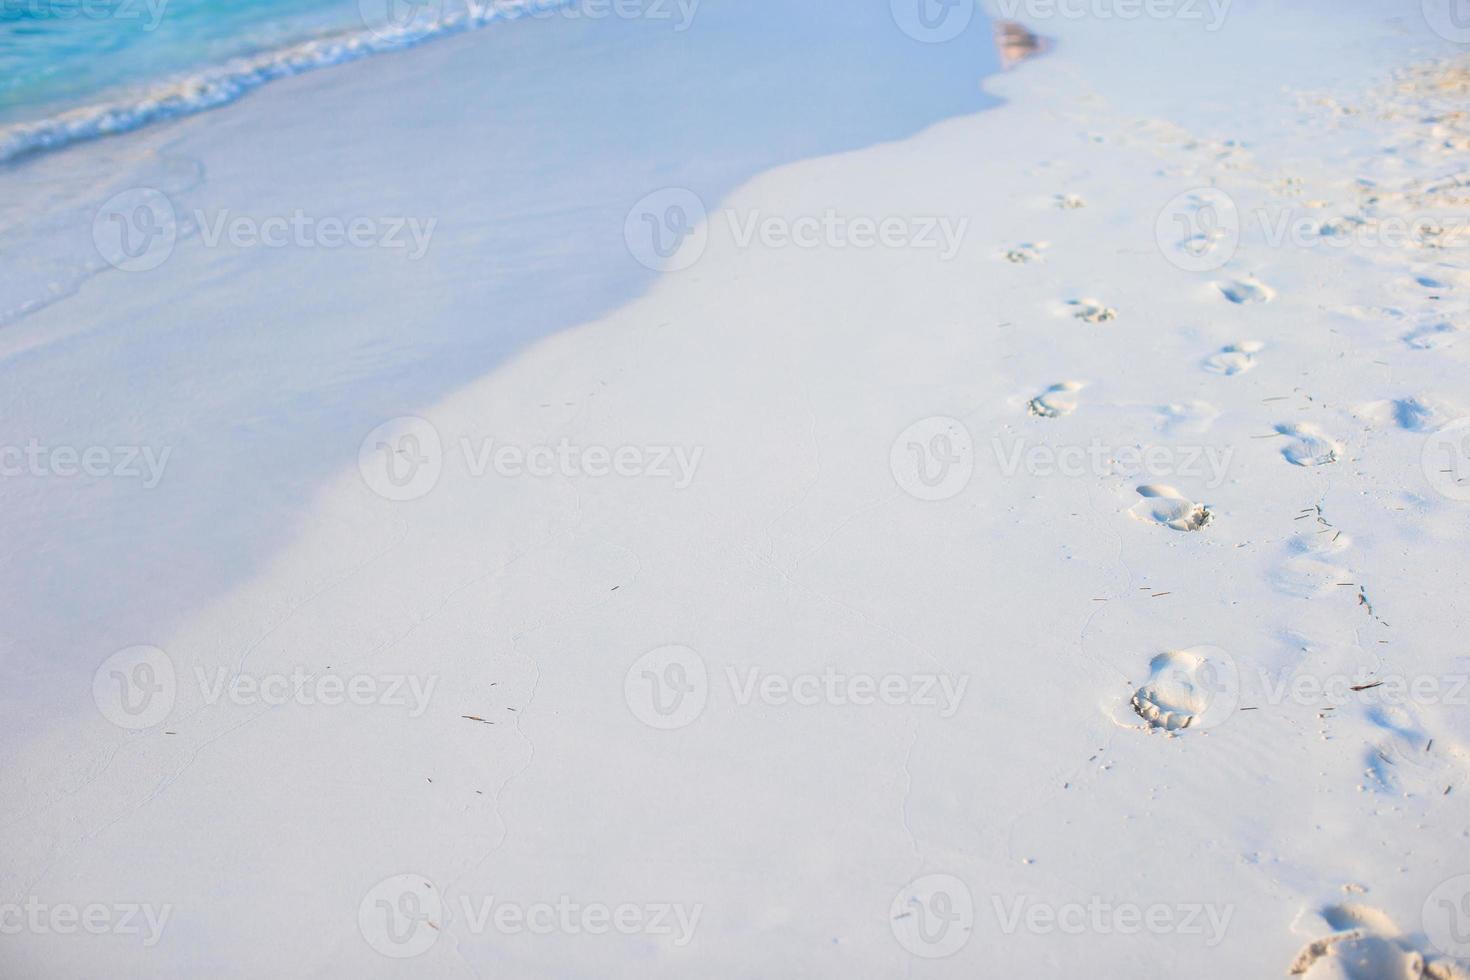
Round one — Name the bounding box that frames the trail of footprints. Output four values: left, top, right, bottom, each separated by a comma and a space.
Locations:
1032, 65, 1470, 971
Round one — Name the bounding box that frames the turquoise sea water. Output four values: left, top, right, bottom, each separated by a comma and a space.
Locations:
0, 0, 365, 124
0, 0, 571, 159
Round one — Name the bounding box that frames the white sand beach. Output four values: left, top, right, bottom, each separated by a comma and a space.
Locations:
3, 1, 1470, 977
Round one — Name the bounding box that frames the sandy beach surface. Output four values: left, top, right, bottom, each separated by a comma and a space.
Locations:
3, 1, 1470, 977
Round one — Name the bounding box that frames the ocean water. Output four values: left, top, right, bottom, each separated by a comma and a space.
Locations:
0, 0, 367, 121
0, 0, 568, 160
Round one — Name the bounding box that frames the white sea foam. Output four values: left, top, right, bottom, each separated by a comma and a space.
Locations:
0, 0, 572, 165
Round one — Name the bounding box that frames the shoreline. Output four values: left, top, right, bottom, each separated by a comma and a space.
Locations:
0, 0, 581, 165
4, 3, 1470, 977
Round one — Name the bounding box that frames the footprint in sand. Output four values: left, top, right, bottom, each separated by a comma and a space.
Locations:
1391, 397, 1437, 431
1054, 193, 1086, 209
1354, 396, 1441, 432
1335, 303, 1406, 324
1391, 272, 1457, 298
1216, 276, 1276, 304
1277, 423, 1342, 466
1069, 299, 1117, 323
1128, 484, 1213, 531
1316, 214, 1369, 240
1003, 242, 1046, 263
1363, 705, 1441, 795
1203, 341, 1264, 375
1404, 320, 1459, 350
1028, 381, 1085, 418
1288, 903, 1468, 979
1272, 531, 1352, 599
1157, 400, 1220, 436
1130, 647, 1238, 731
